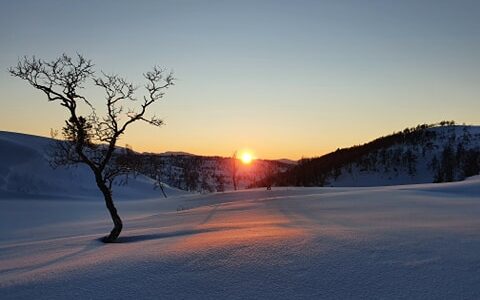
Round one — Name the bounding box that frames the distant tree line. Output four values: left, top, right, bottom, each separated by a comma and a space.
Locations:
432, 126, 480, 182
127, 153, 290, 193
255, 122, 480, 187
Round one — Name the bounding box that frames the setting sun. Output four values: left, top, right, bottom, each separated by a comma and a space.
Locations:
241, 152, 253, 164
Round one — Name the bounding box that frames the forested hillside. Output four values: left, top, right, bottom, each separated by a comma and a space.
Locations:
260, 122, 480, 187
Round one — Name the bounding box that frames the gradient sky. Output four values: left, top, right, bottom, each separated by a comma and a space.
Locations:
1, 0, 479, 159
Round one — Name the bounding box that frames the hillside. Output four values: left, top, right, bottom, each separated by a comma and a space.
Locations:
0, 131, 290, 197
0, 131, 185, 200
3, 123, 480, 196
266, 123, 480, 187
138, 153, 291, 192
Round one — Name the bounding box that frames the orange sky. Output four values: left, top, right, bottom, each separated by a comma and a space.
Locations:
1, 1, 480, 160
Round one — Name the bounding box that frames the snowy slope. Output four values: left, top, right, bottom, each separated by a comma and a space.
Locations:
0, 131, 185, 200
332, 125, 480, 186
1, 178, 480, 299
277, 125, 480, 187
0, 131, 290, 195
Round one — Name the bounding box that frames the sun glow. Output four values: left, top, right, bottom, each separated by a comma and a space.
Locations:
240, 152, 253, 164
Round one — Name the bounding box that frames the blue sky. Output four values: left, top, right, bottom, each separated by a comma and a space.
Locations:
1, 0, 479, 159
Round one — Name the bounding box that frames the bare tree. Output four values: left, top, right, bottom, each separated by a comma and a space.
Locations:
232, 151, 238, 190
9, 54, 174, 242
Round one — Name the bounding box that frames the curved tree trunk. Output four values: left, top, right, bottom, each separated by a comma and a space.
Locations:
96, 176, 123, 243
102, 191, 123, 243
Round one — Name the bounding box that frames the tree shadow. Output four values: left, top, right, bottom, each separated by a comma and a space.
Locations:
107, 227, 230, 244
0, 239, 99, 275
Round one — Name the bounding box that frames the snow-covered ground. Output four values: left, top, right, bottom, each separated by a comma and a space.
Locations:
2, 131, 480, 299
2, 179, 480, 299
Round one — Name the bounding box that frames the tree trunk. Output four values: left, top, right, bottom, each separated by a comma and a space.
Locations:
96, 176, 123, 243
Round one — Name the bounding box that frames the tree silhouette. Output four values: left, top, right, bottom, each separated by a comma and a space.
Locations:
231, 151, 238, 190
9, 54, 174, 242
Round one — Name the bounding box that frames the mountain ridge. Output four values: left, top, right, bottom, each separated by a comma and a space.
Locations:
263, 123, 480, 187
2, 122, 479, 194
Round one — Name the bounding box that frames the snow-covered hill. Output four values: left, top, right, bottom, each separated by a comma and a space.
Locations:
0, 131, 291, 196
272, 124, 480, 187
148, 154, 291, 192
3, 124, 480, 198
0, 131, 185, 200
